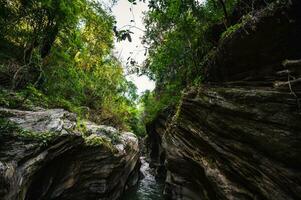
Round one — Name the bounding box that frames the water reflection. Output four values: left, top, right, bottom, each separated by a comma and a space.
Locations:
121, 157, 164, 200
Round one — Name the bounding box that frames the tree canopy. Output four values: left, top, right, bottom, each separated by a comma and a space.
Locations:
139, 0, 278, 123
0, 0, 281, 135
0, 0, 141, 132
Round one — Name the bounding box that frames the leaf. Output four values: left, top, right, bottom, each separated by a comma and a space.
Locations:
127, 34, 132, 42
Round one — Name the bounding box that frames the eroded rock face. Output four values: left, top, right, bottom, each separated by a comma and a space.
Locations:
164, 86, 301, 199
145, 108, 174, 178
147, 1, 301, 199
0, 108, 140, 200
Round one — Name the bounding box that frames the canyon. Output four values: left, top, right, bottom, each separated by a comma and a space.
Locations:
1, 1, 301, 200
147, 1, 301, 199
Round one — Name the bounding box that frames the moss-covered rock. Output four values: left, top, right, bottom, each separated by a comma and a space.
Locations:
0, 107, 140, 200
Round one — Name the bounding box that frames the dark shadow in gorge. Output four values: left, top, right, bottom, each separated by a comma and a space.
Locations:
25, 150, 76, 200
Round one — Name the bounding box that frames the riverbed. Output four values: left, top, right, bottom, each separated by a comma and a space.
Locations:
121, 157, 164, 200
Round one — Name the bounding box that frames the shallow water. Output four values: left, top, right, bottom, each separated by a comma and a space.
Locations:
121, 157, 165, 200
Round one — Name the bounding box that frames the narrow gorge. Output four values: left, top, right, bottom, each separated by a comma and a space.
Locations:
1, 0, 301, 200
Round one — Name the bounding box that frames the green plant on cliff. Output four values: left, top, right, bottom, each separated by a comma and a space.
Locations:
137, 0, 239, 122
0, 118, 59, 146
138, 0, 281, 122
220, 22, 243, 39
18, 129, 59, 145
84, 134, 118, 153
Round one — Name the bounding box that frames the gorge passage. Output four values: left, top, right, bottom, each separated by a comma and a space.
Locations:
1, 0, 301, 200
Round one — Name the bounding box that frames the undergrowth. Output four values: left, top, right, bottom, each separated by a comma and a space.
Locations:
0, 118, 59, 146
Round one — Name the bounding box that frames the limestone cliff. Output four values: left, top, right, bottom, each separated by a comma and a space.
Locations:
148, 1, 301, 199
0, 108, 140, 200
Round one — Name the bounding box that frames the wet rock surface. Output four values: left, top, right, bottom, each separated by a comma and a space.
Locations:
0, 108, 140, 200
147, 1, 301, 199
121, 156, 165, 200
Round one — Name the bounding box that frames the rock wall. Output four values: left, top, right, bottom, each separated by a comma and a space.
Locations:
203, 0, 301, 84
0, 108, 140, 200
164, 85, 301, 199
145, 107, 174, 178
148, 1, 301, 199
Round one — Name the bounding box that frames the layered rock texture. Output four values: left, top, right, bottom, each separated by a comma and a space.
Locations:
0, 108, 140, 200
146, 108, 173, 178
148, 1, 301, 199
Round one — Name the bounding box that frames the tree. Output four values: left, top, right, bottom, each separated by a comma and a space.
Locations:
0, 0, 141, 132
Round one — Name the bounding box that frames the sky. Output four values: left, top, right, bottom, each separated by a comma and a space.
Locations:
104, 0, 206, 95
102, 0, 155, 95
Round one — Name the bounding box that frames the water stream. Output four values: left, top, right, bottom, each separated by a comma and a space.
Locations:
121, 157, 165, 200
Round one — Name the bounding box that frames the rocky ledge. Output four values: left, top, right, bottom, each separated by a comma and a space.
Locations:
0, 108, 140, 200
147, 1, 301, 199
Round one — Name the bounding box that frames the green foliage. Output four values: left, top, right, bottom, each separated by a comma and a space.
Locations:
120, 102, 147, 137
0, 89, 27, 108
221, 22, 242, 39
143, 0, 239, 84
0, 0, 141, 133
0, 118, 16, 134
139, 0, 282, 124
139, 89, 180, 124
1, 0, 277, 137
0, 118, 58, 146
18, 129, 59, 145
138, 0, 247, 122
96, 127, 121, 144
84, 133, 117, 152
84, 134, 106, 146
220, 13, 253, 40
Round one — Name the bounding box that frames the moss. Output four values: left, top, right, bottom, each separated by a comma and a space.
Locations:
0, 88, 88, 120
75, 119, 89, 136
109, 133, 120, 145
74, 121, 118, 152
0, 89, 30, 109
0, 118, 59, 146
220, 14, 253, 41
84, 134, 117, 153
173, 99, 183, 122
84, 134, 105, 146
220, 22, 243, 40
18, 129, 59, 145
97, 127, 121, 144
24, 86, 50, 108
0, 118, 16, 134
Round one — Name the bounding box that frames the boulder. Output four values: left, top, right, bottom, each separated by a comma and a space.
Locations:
0, 108, 140, 200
